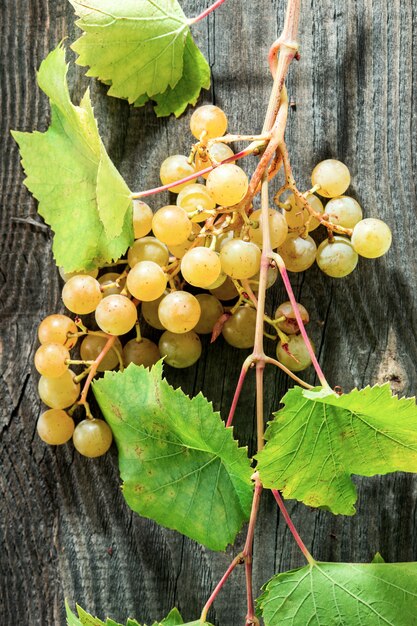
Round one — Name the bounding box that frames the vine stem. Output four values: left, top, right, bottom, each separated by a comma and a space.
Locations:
78, 335, 116, 414
272, 490, 315, 565
188, 0, 227, 25
226, 355, 253, 428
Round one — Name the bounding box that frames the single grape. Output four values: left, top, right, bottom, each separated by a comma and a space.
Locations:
34, 343, 70, 378
285, 194, 322, 231
206, 164, 248, 206
59, 267, 98, 282
222, 306, 257, 348
220, 239, 261, 279
275, 301, 310, 334
141, 293, 168, 330
158, 331, 202, 368
277, 234, 317, 272
73, 419, 113, 458
193, 294, 224, 334
176, 183, 216, 223
80, 335, 123, 371
152, 205, 192, 246
38, 314, 78, 349
160, 155, 197, 193
195, 143, 234, 178
98, 272, 126, 297
248, 208, 288, 249
37, 409, 75, 445
249, 265, 278, 290
181, 248, 222, 288
276, 334, 315, 372
38, 369, 80, 409
95, 295, 137, 335
126, 261, 167, 301
206, 270, 227, 290
190, 105, 228, 139
158, 291, 201, 333
62, 275, 102, 315
325, 196, 363, 229
122, 338, 161, 368
351, 218, 392, 258
311, 159, 351, 198
127, 236, 169, 268
210, 276, 239, 301
168, 223, 202, 259
132, 200, 153, 239
316, 236, 359, 277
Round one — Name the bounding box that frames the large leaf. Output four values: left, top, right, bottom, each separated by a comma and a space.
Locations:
65, 602, 195, 626
257, 561, 417, 625
92, 362, 254, 551
69, 0, 192, 103
256, 384, 417, 514
12, 44, 133, 272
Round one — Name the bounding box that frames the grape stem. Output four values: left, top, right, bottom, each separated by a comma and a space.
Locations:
188, 0, 227, 25
272, 490, 315, 565
78, 335, 117, 417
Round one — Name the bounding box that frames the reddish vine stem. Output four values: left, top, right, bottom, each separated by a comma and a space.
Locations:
188, 0, 227, 24
78, 335, 116, 414
199, 553, 245, 623
242, 477, 263, 625
226, 355, 253, 428
272, 490, 315, 565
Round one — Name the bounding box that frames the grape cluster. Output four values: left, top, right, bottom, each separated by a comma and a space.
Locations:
34, 104, 392, 453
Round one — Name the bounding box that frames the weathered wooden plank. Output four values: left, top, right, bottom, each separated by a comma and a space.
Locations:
1, 1, 417, 625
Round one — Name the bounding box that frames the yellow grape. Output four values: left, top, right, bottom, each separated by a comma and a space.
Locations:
37, 409, 75, 445
127, 236, 169, 268
122, 338, 161, 368
34, 343, 70, 378
325, 196, 363, 229
248, 208, 288, 249
276, 334, 315, 372
132, 200, 153, 239
158, 331, 202, 368
316, 236, 358, 277
311, 159, 351, 198
222, 306, 257, 348
160, 155, 197, 193
181, 248, 221, 288
195, 143, 234, 178
176, 183, 216, 222
38, 314, 78, 350
95, 295, 137, 335
158, 291, 201, 333
220, 239, 261, 279
59, 267, 98, 282
285, 194, 322, 231
275, 301, 310, 334
168, 223, 202, 259
206, 164, 248, 206
62, 275, 102, 315
351, 218, 392, 258
126, 261, 167, 301
190, 105, 228, 139
98, 272, 126, 297
194, 294, 224, 334
73, 419, 113, 458
152, 205, 192, 246
277, 234, 317, 272
80, 335, 122, 371
141, 293, 168, 330
38, 369, 80, 409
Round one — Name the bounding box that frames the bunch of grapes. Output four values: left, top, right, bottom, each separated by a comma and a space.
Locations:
33, 104, 392, 454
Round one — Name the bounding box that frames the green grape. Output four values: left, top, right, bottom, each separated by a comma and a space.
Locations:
141, 293, 167, 330
122, 338, 161, 368
316, 236, 359, 277
127, 236, 169, 268
160, 155, 197, 193
248, 208, 288, 249
277, 234, 317, 272
206, 164, 248, 206
132, 200, 153, 239
210, 276, 239, 301
193, 294, 224, 334
311, 159, 351, 198
276, 334, 315, 372
158, 331, 202, 368
222, 306, 257, 348
181, 248, 222, 288
219, 239, 261, 279
325, 196, 363, 229
59, 267, 98, 282
34, 343, 70, 378
176, 183, 216, 223
206, 270, 227, 289
190, 104, 228, 139
73, 419, 113, 458
80, 335, 122, 371
195, 143, 234, 178
168, 223, 202, 259
249, 265, 278, 290
98, 272, 126, 297
285, 194, 322, 231
95, 295, 137, 335
158, 291, 201, 333
275, 301, 310, 334
126, 260, 167, 301
38, 314, 78, 350
38, 369, 80, 409
37, 409, 75, 445
152, 205, 192, 246
351, 218, 392, 258
62, 275, 102, 315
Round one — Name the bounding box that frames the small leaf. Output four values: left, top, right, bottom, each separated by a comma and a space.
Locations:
12, 44, 133, 272
158, 608, 184, 625
92, 361, 254, 551
153, 33, 210, 118
257, 561, 417, 625
256, 384, 417, 514
66, 603, 205, 626
372, 552, 386, 564
69, 0, 189, 102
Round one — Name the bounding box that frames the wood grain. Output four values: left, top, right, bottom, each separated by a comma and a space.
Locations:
1, 0, 417, 624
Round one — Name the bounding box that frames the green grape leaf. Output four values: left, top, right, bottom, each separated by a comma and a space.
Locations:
69, 0, 190, 103
92, 361, 253, 551
372, 552, 386, 564
256, 384, 417, 514
65, 602, 189, 626
152, 33, 210, 117
257, 561, 417, 625
12, 44, 133, 272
